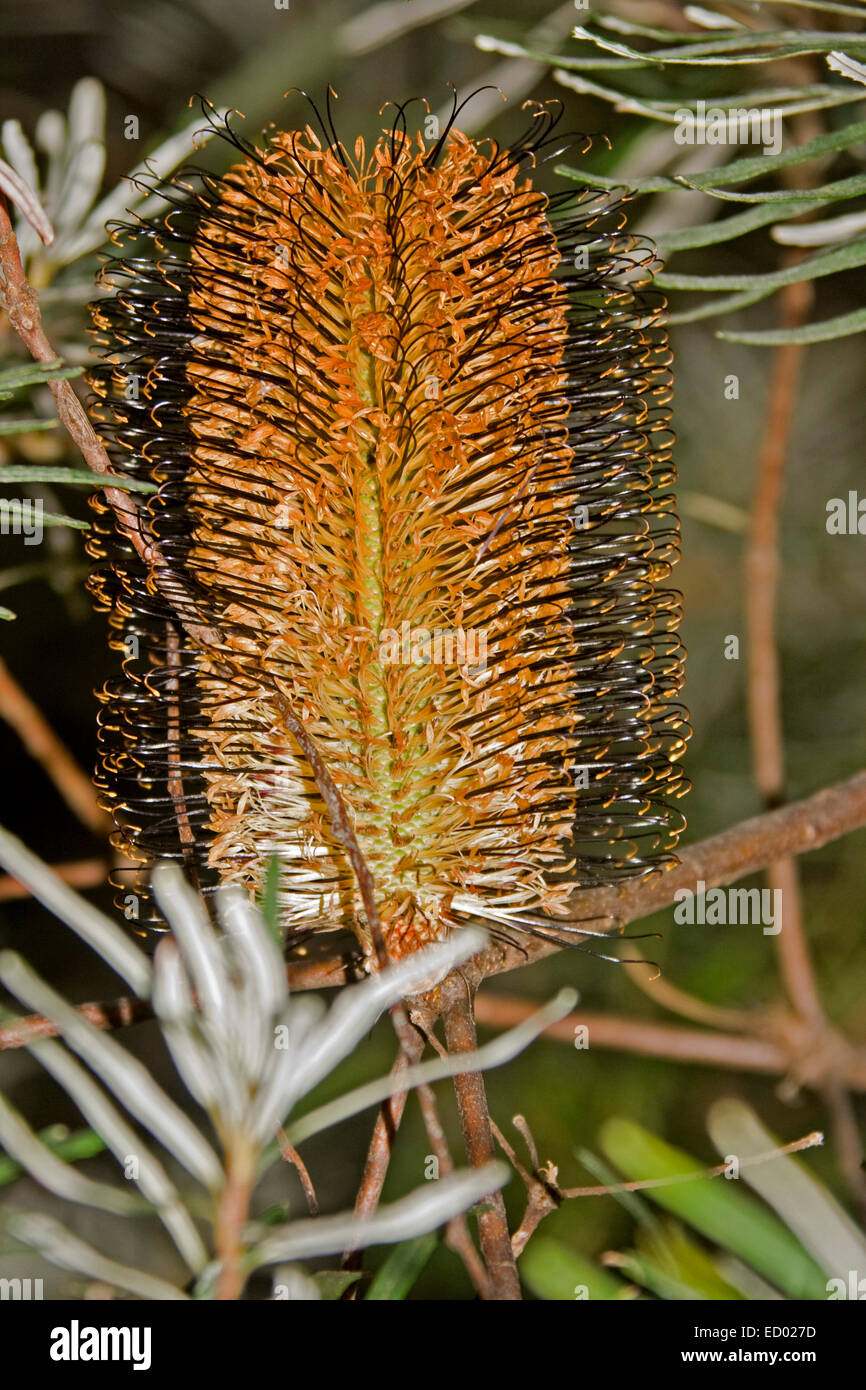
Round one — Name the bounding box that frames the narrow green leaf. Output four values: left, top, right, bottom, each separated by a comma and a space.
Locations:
483, 28, 866, 74
558, 117, 866, 194
365, 1233, 439, 1299
0, 419, 59, 436
621, 1222, 747, 1301
312, 1269, 362, 1300
667, 285, 776, 325
520, 1236, 631, 1301
0, 362, 81, 397
677, 118, 866, 188
658, 236, 866, 291
0, 466, 154, 491
600, 1117, 828, 1300
656, 197, 816, 253
0, 1125, 106, 1188
561, 27, 866, 70
716, 306, 866, 344
258, 854, 282, 946
554, 69, 860, 124
695, 173, 866, 204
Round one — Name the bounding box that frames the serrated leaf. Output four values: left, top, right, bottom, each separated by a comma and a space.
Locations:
828, 51, 866, 86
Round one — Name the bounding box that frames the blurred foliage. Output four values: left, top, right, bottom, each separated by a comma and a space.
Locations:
1, 0, 865, 1299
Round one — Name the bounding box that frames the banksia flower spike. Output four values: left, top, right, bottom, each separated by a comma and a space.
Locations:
87, 92, 689, 962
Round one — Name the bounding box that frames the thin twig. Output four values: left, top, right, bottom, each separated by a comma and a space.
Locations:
341, 1028, 425, 1290
276, 1125, 319, 1216
0, 197, 390, 983
0, 199, 186, 603
0, 656, 109, 835
622, 951, 751, 1032
0, 994, 151, 1047
495, 1109, 822, 1257
490, 1115, 560, 1259
745, 139, 866, 1213
411, 1066, 491, 1299
559, 1131, 825, 1198
0, 857, 107, 900
472, 995, 866, 1091
441, 973, 521, 1301
479, 769, 866, 984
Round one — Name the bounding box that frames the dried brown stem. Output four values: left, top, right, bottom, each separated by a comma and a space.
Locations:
491, 1116, 560, 1259
341, 1028, 424, 1288
0, 199, 172, 590
411, 1065, 492, 1299
477, 769, 866, 984
473, 995, 866, 1092
557, 1130, 824, 1199
495, 1106, 822, 1257
276, 1126, 319, 1216
0, 994, 151, 1047
441, 974, 521, 1301
4, 773, 866, 1053
744, 171, 866, 1212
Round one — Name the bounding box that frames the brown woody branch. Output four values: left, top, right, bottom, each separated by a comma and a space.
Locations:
473, 997, 866, 1093
441, 978, 521, 1300
3, 771, 866, 1051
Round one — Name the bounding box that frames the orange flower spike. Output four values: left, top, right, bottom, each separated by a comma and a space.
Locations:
89, 94, 688, 961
